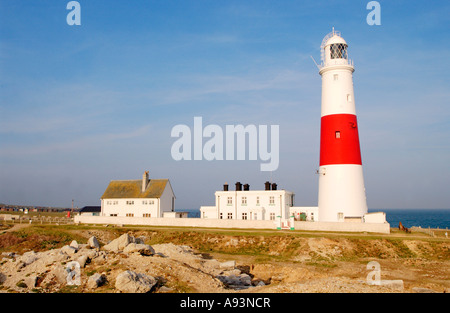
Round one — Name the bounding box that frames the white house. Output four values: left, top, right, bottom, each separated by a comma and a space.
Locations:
200, 181, 295, 221
101, 171, 176, 218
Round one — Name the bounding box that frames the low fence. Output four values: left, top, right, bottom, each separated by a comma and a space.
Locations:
0, 214, 74, 225
410, 226, 436, 237
74, 215, 391, 234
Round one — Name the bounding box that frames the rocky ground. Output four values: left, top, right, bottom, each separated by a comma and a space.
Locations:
0, 225, 448, 293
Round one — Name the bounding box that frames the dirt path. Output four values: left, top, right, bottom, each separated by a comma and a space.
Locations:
0, 223, 32, 234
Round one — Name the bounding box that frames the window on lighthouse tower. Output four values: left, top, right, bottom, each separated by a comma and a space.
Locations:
330, 43, 348, 59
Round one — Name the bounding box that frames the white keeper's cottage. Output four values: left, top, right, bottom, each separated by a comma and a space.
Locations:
101, 171, 176, 218
200, 181, 317, 223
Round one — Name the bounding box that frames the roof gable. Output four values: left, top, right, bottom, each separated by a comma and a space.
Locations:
101, 179, 168, 199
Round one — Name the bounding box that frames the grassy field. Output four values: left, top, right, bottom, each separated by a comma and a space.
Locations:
1, 223, 448, 293
1, 223, 448, 261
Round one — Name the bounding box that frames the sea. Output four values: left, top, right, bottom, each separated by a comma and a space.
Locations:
368, 208, 450, 229
181, 208, 450, 229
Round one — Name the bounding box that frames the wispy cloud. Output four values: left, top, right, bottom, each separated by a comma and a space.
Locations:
0, 124, 152, 157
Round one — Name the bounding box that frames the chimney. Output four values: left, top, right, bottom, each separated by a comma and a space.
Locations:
235, 182, 242, 191
142, 171, 149, 192
223, 183, 229, 191
271, 183, 277, 191
264, 181, 271, 191
243, 184, 250, 191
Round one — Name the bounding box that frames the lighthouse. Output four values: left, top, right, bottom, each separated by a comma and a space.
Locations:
317, 29, 368, 222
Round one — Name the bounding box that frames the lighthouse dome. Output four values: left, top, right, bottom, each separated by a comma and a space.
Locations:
320, 29, 352, 69
324, 34, 347, 47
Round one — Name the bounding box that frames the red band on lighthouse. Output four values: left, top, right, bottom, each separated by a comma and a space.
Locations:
320, 114, 362, 166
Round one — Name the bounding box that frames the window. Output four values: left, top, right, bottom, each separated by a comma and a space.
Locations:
241, 197, 247, 205
269, 196, 275, 205
219, 213, 223, 219
142, 200, 147, 205
126, 213, 134, 217
335, 131, 341, 139
338, 212, 344, 220
347, 94, 352, 102
227, 213, 233, 219
256, 197, 260, 205
242, 213, 247, 220
113, 201, 118, 205
254, 213, 258, 220
270, 213, 275, 220
330, 43, 348, 59
149, 200, 155, 205
126, 201, 134, 205
334, 74, 338, 81
143, 213, 151, 218
110, 214, 117, 217
227, 197, 233, 205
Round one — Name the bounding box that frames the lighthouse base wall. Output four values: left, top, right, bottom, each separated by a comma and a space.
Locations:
293, 220, 390, 234
318, 164, 368, 222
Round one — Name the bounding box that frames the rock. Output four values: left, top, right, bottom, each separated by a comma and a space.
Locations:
91, 252, 107, 264
61, 245, 78, 255
88, 236, 100, 249
16, 251, 38, 269
21, 251, 38, 265
217, 273, 252, 287
24, 275, 38, 289
76, 255, 90, 268
69, 240, 79, 249
123, 243, 155, 256
42, 264, 69, 286
369, 279, 404, 291
79, 248, 98, 260
220, 260, 236, 269
412, 287, 437, 293
87, 273, 107, 289
221, 269, 241, 276
115, 270, 157, 293
158, 286, 173, 293
103, 233, 134, 252
1, 252, 16, 259
0, 273, 7, 284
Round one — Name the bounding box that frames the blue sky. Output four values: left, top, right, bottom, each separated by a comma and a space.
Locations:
1, 0, 449, 210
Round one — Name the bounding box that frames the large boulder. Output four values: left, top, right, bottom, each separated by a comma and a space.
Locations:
217, 273, 252, 288
16, 251, 38, 269
103, 233, 134, 252
123, 243, 155, 256
115, 270, 157, 293
61, 245, 78, 255
69, 240, 79, 249
87, 236, 100, 249
87, 273, 107, 289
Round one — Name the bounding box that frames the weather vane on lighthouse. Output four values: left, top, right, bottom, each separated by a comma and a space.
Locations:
317, 29, 368, 222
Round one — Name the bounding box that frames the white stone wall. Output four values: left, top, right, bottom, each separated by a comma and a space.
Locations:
74, 215, 390, 234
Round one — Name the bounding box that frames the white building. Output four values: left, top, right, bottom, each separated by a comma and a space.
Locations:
101, 171, 176, 218
200, 181, 300, 221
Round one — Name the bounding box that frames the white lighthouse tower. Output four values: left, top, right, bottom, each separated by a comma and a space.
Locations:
317, 29, 368, 222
